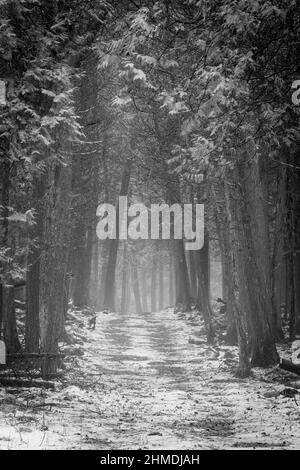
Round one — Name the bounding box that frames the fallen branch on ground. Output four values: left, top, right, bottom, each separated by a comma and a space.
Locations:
7, 353, 66, 359
279, 358, 300, 376
0, 378, 55, 389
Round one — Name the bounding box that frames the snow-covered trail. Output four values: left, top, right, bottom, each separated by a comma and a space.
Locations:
0, 309, 300, 449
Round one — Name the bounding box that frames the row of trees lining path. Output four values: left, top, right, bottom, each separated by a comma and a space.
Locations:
0, 0, 299, 379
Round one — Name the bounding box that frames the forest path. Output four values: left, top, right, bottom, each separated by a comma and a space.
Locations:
0, 309, 299, 449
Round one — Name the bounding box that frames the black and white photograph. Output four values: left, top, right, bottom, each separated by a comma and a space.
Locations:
0, 0, 300, 453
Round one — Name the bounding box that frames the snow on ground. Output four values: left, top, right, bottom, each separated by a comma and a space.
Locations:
0, 308, 299, 450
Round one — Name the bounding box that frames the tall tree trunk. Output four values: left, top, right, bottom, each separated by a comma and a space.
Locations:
169, 247, 175, 306
151, 251, 157, 312
40, 159, 73, 379
103, 159, 131, 311
213, 196, 237, 345
269, 169, 286, 340
25, 178, 45, 352
244, 156, 278, 366
224, 180, 251, 377
72, 224, 89, 308
223, 255, 238, 345
121, 244, 129, 314
188, 250, 198, 303
225, 157, 278, 368
158, 255, 164, 311
25, 251, 40, 352
98, 239, 109, 309
195, 232, 215, 344
90, 233, 99, 307
2, 285, 21, 354
0, 158, 10, 342
131, 262, 142, 313
287, 149, 300, 338
69, 55, 100, 309
0, 159, 21, 353
175, 239, 191, 310
141, 269, 148, 312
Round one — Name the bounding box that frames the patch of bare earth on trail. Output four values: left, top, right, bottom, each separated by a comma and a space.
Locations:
0, 308, 300, 449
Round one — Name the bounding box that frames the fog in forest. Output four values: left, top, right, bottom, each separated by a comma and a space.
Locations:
0, 0, 300, 453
